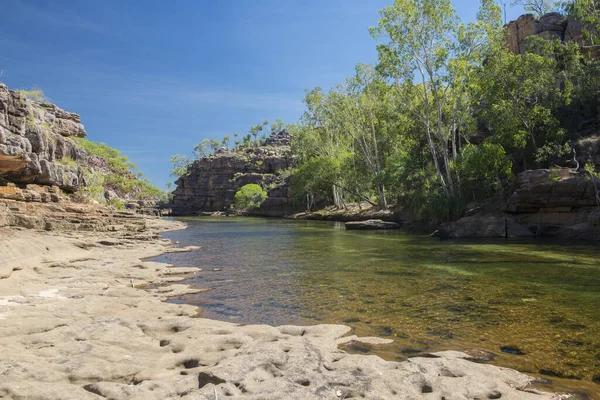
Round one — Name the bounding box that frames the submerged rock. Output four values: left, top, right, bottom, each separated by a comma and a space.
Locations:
500, 345, 526, 355
345, 219, 401, 230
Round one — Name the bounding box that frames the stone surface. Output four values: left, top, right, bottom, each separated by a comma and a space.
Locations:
345, 219, 401, 230
0, 220, 568, 400
171, 134, 293, 216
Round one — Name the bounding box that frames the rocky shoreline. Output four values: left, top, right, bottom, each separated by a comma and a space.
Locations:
0, 217, 571, 399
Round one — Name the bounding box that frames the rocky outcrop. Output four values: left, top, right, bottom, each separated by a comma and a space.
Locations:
506, 12, 600, 57
432, 169, 600, 240
0, 83, 107, 192
0, 198, 147, 232
506, 13, 574, 54
171, 133, 293, 216
345, 219, 401, 230
506, 169, 597, 222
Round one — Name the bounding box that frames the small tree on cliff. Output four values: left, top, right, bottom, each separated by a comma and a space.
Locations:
512, 0, 557, 18
170, 154, 191, 178
193, 138, 221, 159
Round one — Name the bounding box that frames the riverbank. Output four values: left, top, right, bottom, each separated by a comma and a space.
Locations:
0, 218, 568, 399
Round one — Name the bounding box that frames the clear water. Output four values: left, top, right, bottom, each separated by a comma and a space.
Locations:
151, 217, 600, 397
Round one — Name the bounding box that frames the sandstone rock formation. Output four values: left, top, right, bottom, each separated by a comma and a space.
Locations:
506, 13, 575, 54
0, 83, 104, 192
0, 83, 166, 213
434, 169, 600, 240
171, 133, 293, 217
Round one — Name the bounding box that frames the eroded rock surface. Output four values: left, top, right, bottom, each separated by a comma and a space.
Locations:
0, 83, 103, 192
0, 220, 567, 400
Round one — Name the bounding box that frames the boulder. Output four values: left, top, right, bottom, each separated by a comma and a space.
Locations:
345, 219, 401, 230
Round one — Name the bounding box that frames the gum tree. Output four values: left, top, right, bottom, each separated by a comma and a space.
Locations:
370, 0, 500, 198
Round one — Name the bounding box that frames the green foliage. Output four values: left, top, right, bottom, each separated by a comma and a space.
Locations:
76, 139, 166, 203
76, 138, 137, 174
478, 37, 572, 166
19, 85, 48, 102
81, 172, 106, 204
561, 0, 600, 44
194, 138, 221, 159
170, 154, 191, 178
455, 143, 513, 200
103, 173, 166, 201
108, 198, 125, 210
56, 156, 78, 168
233, 184, 267, 210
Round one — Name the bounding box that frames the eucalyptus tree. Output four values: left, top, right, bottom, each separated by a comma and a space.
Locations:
371, 0, 500, 198
170, 154, 191, 178
193, 138, 221, 159
290, 88, 355, 209
323, 64, 398, 208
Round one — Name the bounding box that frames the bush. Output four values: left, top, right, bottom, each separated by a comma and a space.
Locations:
76, 138, 137, 174
108, 198, 125, 210
81, 172, 106, 204
234, 184, 267, 210
19, 85, 48, 102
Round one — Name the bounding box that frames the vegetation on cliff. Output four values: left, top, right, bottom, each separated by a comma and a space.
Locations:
76, 138, 167, 205
286, 0, 599, 223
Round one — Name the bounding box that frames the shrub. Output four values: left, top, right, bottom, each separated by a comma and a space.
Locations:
19, 85, 48, 102
81, 172, 106, 204
76, 138, 137, 174
234, 184, 267, 210
108, 198, 125, 210
454, 143, 513, 201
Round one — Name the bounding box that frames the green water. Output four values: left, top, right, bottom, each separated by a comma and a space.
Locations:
153, 217, 600, 397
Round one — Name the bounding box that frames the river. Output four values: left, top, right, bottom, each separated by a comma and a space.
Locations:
151, 217, 600, 397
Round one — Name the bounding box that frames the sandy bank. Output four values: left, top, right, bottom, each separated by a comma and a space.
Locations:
0, 219, 566, 399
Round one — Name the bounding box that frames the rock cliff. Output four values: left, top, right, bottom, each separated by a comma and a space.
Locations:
434, 169, 600, 240
171, 132, 293, 217
0, 83, 106, 192
506, 12, 599, 57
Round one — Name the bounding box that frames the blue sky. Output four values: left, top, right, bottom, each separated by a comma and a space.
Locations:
0, 0, 526, 189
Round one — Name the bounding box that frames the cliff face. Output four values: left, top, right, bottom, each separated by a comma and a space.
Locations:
505, 12, 600, 56
0, 83, 106, 193
171, 132, 293, 217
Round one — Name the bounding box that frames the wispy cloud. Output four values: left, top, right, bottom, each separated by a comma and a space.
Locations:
108, 81, 304, 114
14, 0, 109, 35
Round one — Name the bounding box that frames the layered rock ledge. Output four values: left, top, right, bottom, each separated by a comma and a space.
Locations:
0, 216, 569, 399
170, 132, 293, 217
